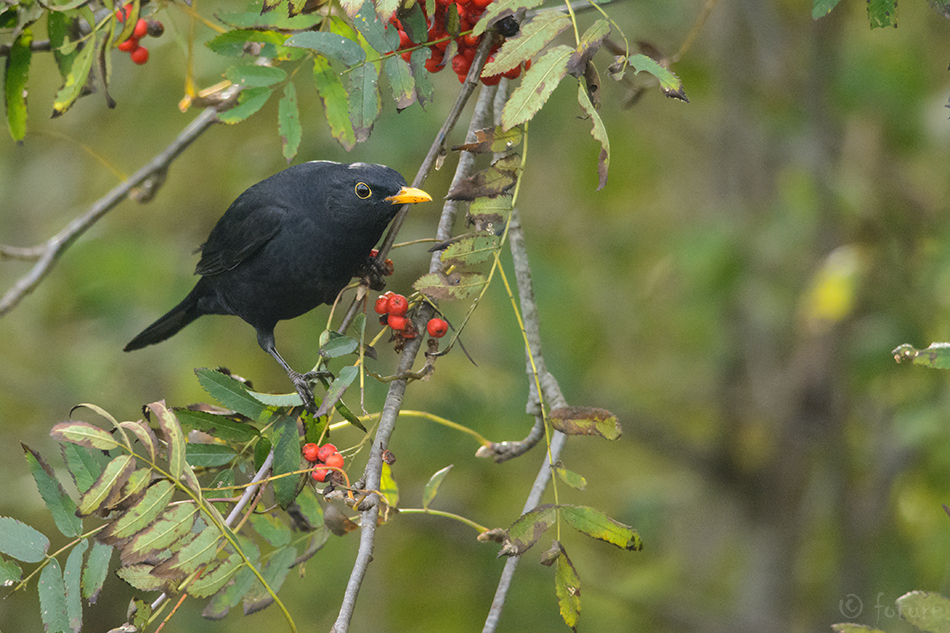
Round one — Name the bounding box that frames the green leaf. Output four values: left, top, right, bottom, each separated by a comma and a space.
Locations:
52, 35, 95, 117
0, 516, 49, 563
48, 11, 79, 82
893, 343, 950, 369
77, 454, 136, 516
408, 46, 434, 107
576, 80, 609, 191
553, 462, 587, 491
38, 557, 69, 633
250, 512, 292, 548
272, 416, 301, 509
895, 591, 950, 631
186, 443, 240, 468
552, 541, 581, 628
414, 271, 488, 301
50, 420, 121, 451
628, 54, 689, 102
101, 480, 175, 542
473, 0, 547, 36
295, 488, 325, 530
320, 332, 359, 359
813, 0, 843, 19
502, 45, 573, 129
186, 548, 244, 598
217, 10, 322, 30
206, 29, 288, 58
195, 368, 269, 420
560, 505, 642, 551
0, 558, 21, 585
483, 12, 571, 76
61, 443, 107, 495
148, 401, 185, 481
348, 61, 382, 143
830, 625, 886, 632
225, 64, 288, 88
174, 408, 261, 443
384, 55, 415, 109
218, 86, 274, 124
116, 563, 170, 592
278, 82, 301, 161
867, 0, 897, 27
23, 444, 82, 538
422, 464, 453, 510
64, 539, 87, 632
151, 526, 222, 578
285, 31, 366, 65
118, 420, 158, 463
202, 539, 261, 619
380, 462, 399, 509
242, 544, 298, 614
313, 56, 357, 150
352, 0, 399, 54
549, 406, 621, 440
499, 504, 557, 557
4, 27, 32, 142
82, 541, 112, 603
122, 505, 198, 565
439, 234, 501, 267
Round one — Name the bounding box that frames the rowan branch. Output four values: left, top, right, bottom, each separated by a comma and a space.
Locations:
0, 97, 233, 317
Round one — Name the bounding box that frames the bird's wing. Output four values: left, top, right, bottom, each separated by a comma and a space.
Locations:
194, 201, 284, 276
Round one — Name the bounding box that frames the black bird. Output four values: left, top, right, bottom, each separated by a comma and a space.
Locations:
124, 160, 431, 409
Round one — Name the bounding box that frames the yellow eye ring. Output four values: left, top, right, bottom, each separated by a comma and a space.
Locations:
355, 182, 372, 199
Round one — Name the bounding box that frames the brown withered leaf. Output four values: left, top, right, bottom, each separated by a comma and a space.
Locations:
583, 60, 601, 110
549, 406, 621, 440
566, 19, 609, 78
453, 126, 524, 154
446, 154, 520, 200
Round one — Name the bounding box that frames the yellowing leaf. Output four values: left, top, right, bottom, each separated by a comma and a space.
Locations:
502, 45, 573, 129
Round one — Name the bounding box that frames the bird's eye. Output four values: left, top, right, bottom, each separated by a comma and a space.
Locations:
355, 182, 372, 199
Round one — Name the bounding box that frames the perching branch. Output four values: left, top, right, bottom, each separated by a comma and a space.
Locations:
0, 95, 235, 317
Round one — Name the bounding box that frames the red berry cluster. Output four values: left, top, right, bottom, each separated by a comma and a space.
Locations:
115, 4, 163, 65
374, 291, 449, 339
389, 0, 528, 84
303, 442, 344, 483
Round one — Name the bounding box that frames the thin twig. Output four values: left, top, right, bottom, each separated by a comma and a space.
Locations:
0, 97, 234, 316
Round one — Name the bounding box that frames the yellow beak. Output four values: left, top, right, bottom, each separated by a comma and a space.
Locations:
386, 186, 432, 205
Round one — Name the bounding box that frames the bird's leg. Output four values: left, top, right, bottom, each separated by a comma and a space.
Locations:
258, 331, 319, 412
358, 252, 393, 291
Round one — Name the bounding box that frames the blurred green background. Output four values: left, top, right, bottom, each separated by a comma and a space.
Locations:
4, 0, 950, 631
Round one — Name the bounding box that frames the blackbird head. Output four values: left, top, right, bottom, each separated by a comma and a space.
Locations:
316, 162, 431, 230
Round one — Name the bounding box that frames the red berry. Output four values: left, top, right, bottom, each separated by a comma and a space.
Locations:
388, 314, 408, 331
503, 64, 522, 80
451, 53, 471, 77
324, 452, 345, 470
462, 33, 480, 48
115, 5, 130, 22
471, 0, 492, 9
317, 443, 338, 463
133, 18, 148, 40
425, 54, 444, 73
374, 296, 390, 314
117, 38, 139, 53
130, 46, 149, 64
524, 59, 532, 71
302, 443, 320, 462
401, 50, 413, 62
311, 468, 329, 482
399, 30, 412, 48
388, 294, 409, 316
481, 73, 502, 86
427, 317, 449, 338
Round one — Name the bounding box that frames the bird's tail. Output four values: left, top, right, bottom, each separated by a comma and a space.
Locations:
124, 288, 202, 351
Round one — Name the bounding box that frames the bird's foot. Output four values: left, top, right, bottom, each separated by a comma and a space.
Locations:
289, 370, 333, 414
359, 252, 394, 291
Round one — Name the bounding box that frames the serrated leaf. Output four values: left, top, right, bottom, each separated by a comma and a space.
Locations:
285, 31, 366, 65
174, 408, 261, 443
206, 29, 287, 58
118, 420, 158, 464
122, 504, 199, 565
152, 526, 222, 579
446, 154, 521, 200
628, 53, 688, 102
295, 488, 325, 530
813, 0, 843, 19
352, 0, 399, 54
116, 563, 169, 592
5, 27, 31, 142
893, 343, 950, 369
195, 368, 269, 420
23, 444, 82, 538
186, 443, 240, 468
896, 591, 950, 631
384, 55, 415, 109
0, 517, 49, 563
82, 541, 112, 603
552, 541, 581, 628
408, 46, 434, 107
218, 86, 274, 124
452, 126, 523, 154
38, 557, 69, 633
48, 11, 79, 82
50, 421, 121, 451
375, 0, 401, 21
64, 539, 87, 633
440, 234, 501, 267
566, 18, 609, 78
77, 454, 135, 516
218, 10, 322, 30
203, 538, 261, 620
549, 406, 621, 440
561, 505, 642, 551
499, 504, 557, 557
867, 0, 897, 27
278, 82, 301, 162
320, 332, 359, 359
422, 464, 453, 510
483, 12, 571, 76
272, 416, 301, 509
314, 365, 359, 418
348, 62, 381, 143
0, 558, 22, 585
554, 462, 587, 491
250, 513, 292, 548
148, 401, 185, 481
577, 80, 609, 191
120, 467, 152, 501
242, 545, 298, 614
502, 45, 573, 129
414, 271, 488, 301
186, 548, 244, 598
225, 64, 287, 88
52, 36, 95, 117
473, 0, 546, 36
61, 444, 107, 496
313, 56, 357, 150
102, 480, 175, 542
